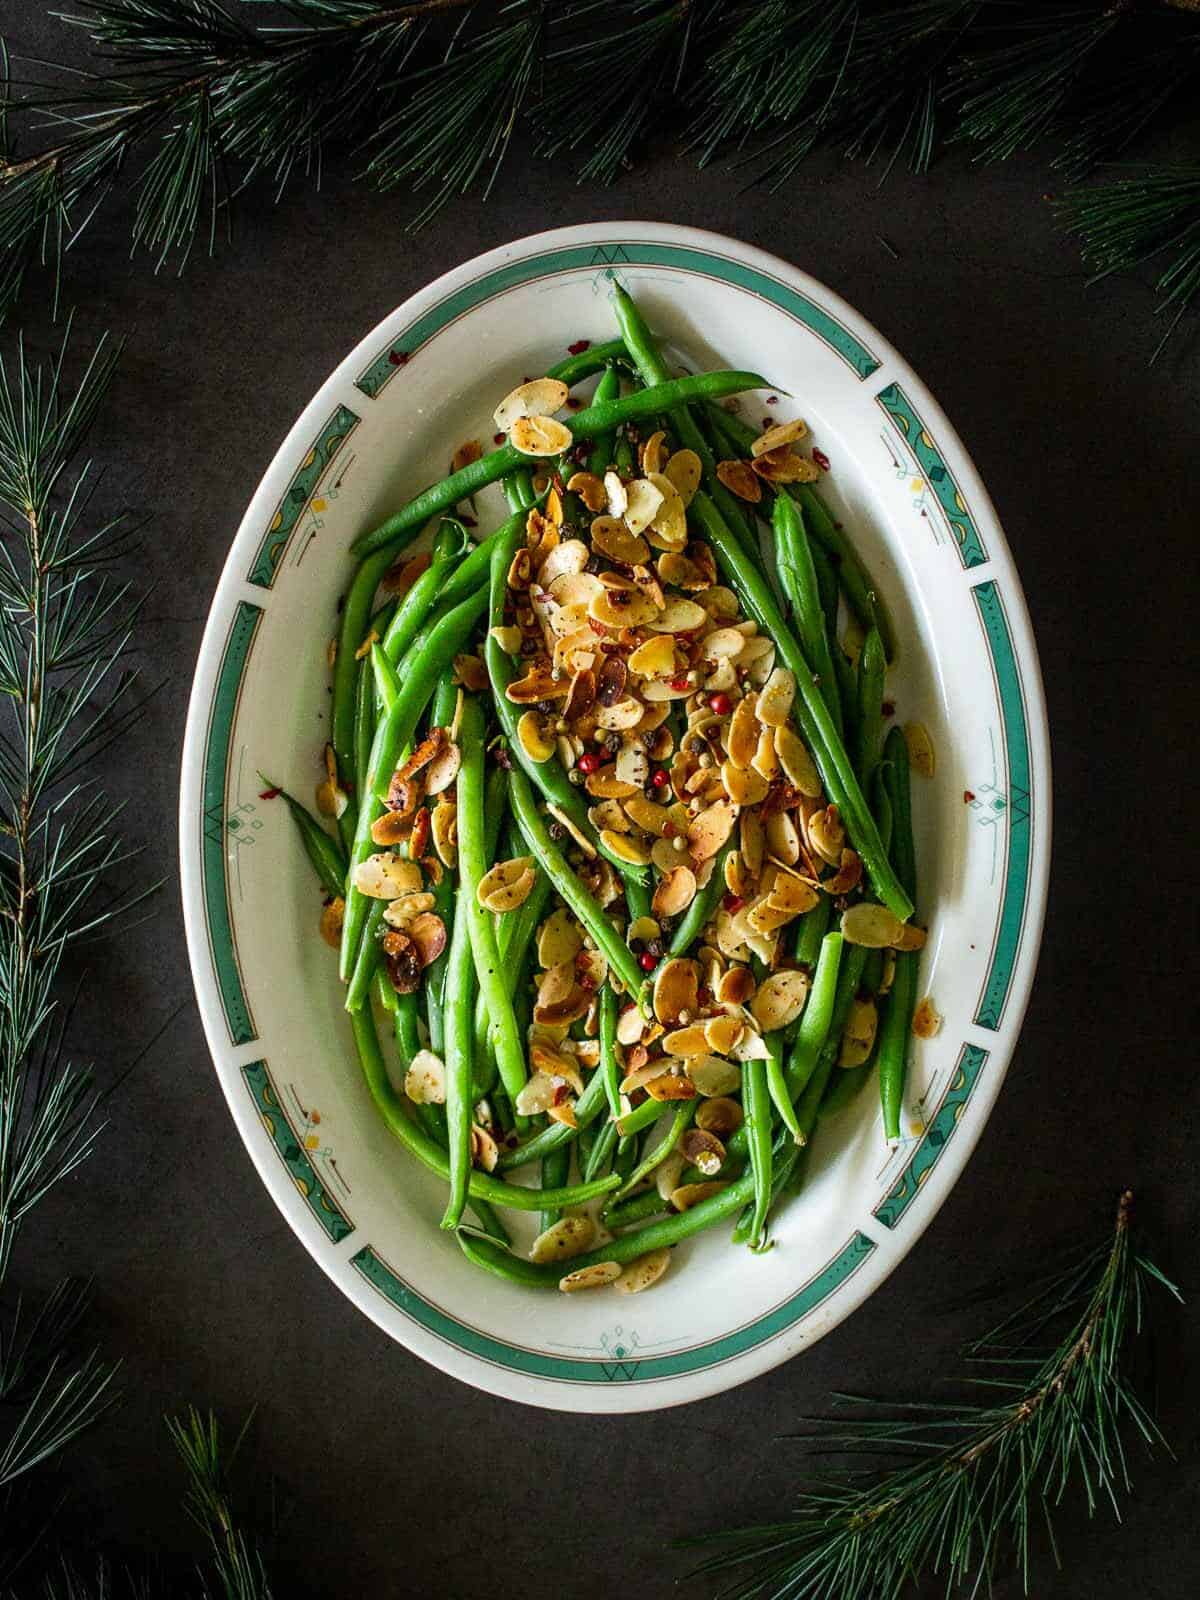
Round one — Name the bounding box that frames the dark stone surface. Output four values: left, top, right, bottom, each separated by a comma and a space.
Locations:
7, 14, 1199, 1596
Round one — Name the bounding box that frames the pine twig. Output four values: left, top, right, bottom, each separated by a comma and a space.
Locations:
166, 1409, 273, 1600
687, 1190, 1181, 1600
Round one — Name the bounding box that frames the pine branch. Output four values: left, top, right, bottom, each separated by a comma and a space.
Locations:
166, 1410, 273, 1600
687, 1191, 1180, 1600
1060, 163, 1200, 360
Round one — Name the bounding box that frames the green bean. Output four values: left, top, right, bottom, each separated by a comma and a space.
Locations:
871, 766, 893, 859
878, 725, 919, 1145
374, 968, 399, 1016
457, 1166, 757, 1286
457, 695, 529, 1115
547, 336, 631, 388
473, 850, 550, 1067
598, 984, 622, 1124
602, 1188, 667, 1229
485, 521, 649, 889
822, 1036, 878, 1118
504, 468, 535, 516
775, 493, 842, 735
667, 837, 734, 960
855, 626, 887, 790
440, 875, 476, 1231
742, 1057, 773, 1249
344, 897, 386, 1014
613, 1101, 692, 1202
468, 1200, 511, 1248
423, 673, 460, 1056
267, 781, 346, 898
764, 1029, 803, 1145
508, 767, 649, 1007
370, 640, 402, 712
539, 1145, 571, 1233
787, 934, 854, 1102
331, 548, 394, 837
614, 1132, 639, 1184
691, 490, 913, 923
340, 587, 487, 984
704, 401, 897, 661
587, 365, 622, 474
584, 1118, 618, 1182
616, 1094, 667, 1139
353, 653, 377, 805
794, 894, 832, 972
352, 996, 620, 1211
495, 1060, 610, 1170
610, 285, 764, 570
351, 371, 773, 560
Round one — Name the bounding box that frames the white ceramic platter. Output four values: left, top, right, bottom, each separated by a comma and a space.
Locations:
180, 223, 1050, 1413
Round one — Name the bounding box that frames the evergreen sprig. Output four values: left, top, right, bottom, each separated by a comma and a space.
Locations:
1, 2, 1199, 344
687, 1191, 1180, 1600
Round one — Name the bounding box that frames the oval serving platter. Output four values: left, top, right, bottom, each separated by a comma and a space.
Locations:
180, 222, 1051, 1413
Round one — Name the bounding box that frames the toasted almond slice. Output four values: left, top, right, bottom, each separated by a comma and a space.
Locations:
647, 598, 707, 633
701, 585, 739, 620
658, 548, 708, 590
724, 848, 752, 899
545, 803, 597, 858
746, 898, 796, 934
841, 902, 906, 948
716, 965, 755, 1007
588, 586, 660, 628
913, 995, 942, 1038
681, 1127, 726, 1177
595, 697, 645, 731
662, 1023, 710, 1057
641, 677, 694, 703
490, 623, 523, 655
477, 857, 536, 913
895, 922, 927, 952
539, 538, 589, 588
670, 1180, 728, 1212
644, 473, 687, 549
529, 1214, 597, 1264
904, 721, 935, 778
559, 1261, 621, 1292
769, 873, 820, 915
623, 477, 665, 535
511, 415, 573, 456
515, 1073, 558, 1117
688, 799, 737, 862
620, 1061, 667, 1095
651, 835, 683, 873
424, 740, 461, 796
319, 896, 345, 948
370, 808, 411, 847
751, 446, 819, 483
589, 798, 631, 834
404, 1048, 447, 1105
566, 470, 607, 512
641, 430, 668, 476
726, 692, 759, 768
723, 761, 769, 807
730, 1022, 771, 1061
602, 829, 652, 866
614, 1247, 671, 1295
431, 799, 458, 868
625, 795, 674, 837
652, 864, 697, 920
586, 764, 638, 799
697, 1096, 743, 1138
546, 1100, 580, 1129
628, 634, 677, 677
751, 416, 807, 456
614, 742, 649, 788
616, 1004, 646, 1046
746, 647, 777, 687
751, 969, 810, 1032
738, 635, 775, 666
688, 1055, 742, 1098
646, 1072, 696, 1101
704, 1014, 744, 1055
664, 448, 702, 506
716, 458, 762, 502
740, 809, 765, 877
757, 667, 796, 727
628, 916, 661, 946
765, 811, 801, 866
653, 957, 700, 1025
383, 891, 435, 927
590, 514, 650, 566
808, 804, 845, 866
774, 724, 822, 796
507, 547, 533, 590
837, 996, 878, 1067
505, 662, 567, 704
408, 912, 447, 967
353, 853, 422, 899
493, 377, 568, 431
516, 709, 556, 764
537, 907, 583, 970
824, 848, 862, 896
470, 1124, 500, 1172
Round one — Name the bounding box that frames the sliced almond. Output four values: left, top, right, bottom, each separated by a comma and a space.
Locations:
589, 585, 660, 629
740, 809, 765, 877
408, 912, 447, 967
701, 585, 739, 620
641, 677, 694, 703
566, 470, 607, 512
765, 811, 801, 866
628, 915, 662, 946
730, 1023, 771, 1061
723, 761, 769, 807
652, 864, 697, 920
696, 1095, 743, 1137
470, 1124, 500, 1172
644, 473, 687, 548
383, 891, 435, 927
716, 965, 755, 1007
913, 995, 942, 1039
404, 1049, 446, 1105
477, 857, 536, 913
530, 1214, 597, 1264
539, 538, 589, 588
653, 957, 699, 1025
547, 1101, 579, 1129
841, 902, 907, 948
670, 1181, 728, 1212
751, 445, 818, 483
688, 799, 737, 862
370, 809, 412, 848
511, 414, 573, 456
726, 693, 760, 768
646, 1072, 696, 1101
647, 598, 708, 634
319, 897, 345, 948
589, 798, 631, 834
769, 873, 820, 915
751, 416, 807, 456
824, 848, 863, 896
494, 377, 568, 432
614, 1247, 671, 1295
515, 1074, 558, 1117
658, 548, 709, 590
701, 626, 745, 662
751, 725, 779, 783
602, 829, 652, 866
838, 996, 878, 1067
537, 908, 583, 971
545, 803, 597, 858
662, 1023, 710, 1057
689, 1055, 741, 1097
746, 898, 795, 935
590, 514, 649, 566
353, 853, 422, 899
704, 1014, 744, 1055
424, 741, 461, 796
807, 804, 845, 866
757, 667, 796, 727
616, 1004, 645, 1046
623, 477, 665, 536
505, 662, 567, 704
773, 724, 821, 796
641, 430, 668, 476
628, 634, 677, 677
716, 458, 762, 502
431, 799, 458, 868
895, 922, 928, 952
681, 1127, 726, 1177
559, 1261, 621, 1292
614, 742, 649, 788
586, 764, 638, 799
490, 623, 522, 655
625, 795, 674, 836
751, 969, 810, 1032
904, 721, 935, 779
517, 709, 557, 764
664, 448, 702, 506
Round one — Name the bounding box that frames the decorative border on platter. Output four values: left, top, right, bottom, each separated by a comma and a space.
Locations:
241, 1060, 354, 1243
353, 241, 882, 400
201, 602, 262, 1045
348, 1232, 875, 1384
876, 383, 988, 569
247, 404, 360, 588
873, 1045, 990, 1230
970, 581, 1033, 1030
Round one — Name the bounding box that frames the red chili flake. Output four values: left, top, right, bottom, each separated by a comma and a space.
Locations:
588, 618, 610, 636
662, 821, 677, 839
882, 699, 896, 718
639, 950, 657, 972
552, 1083, 571, 1106
493, 432, 505, 445
963, 789, 975, 803
812, 448, 831, 472
723, 893, 744, 913
388, 348, 409, 368
651, 769, 669, 788
567, 338, 591, 356
766, 394, 778, 405
258, 786, 281, 800
708, 691, 732, 716
669, 675, 690, 691
566, 396, 584, 411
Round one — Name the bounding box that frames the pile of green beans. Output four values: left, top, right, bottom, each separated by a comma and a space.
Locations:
275, 291, 925, 1291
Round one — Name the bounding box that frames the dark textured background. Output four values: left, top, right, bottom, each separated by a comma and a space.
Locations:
9, 9, 1200, 1595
